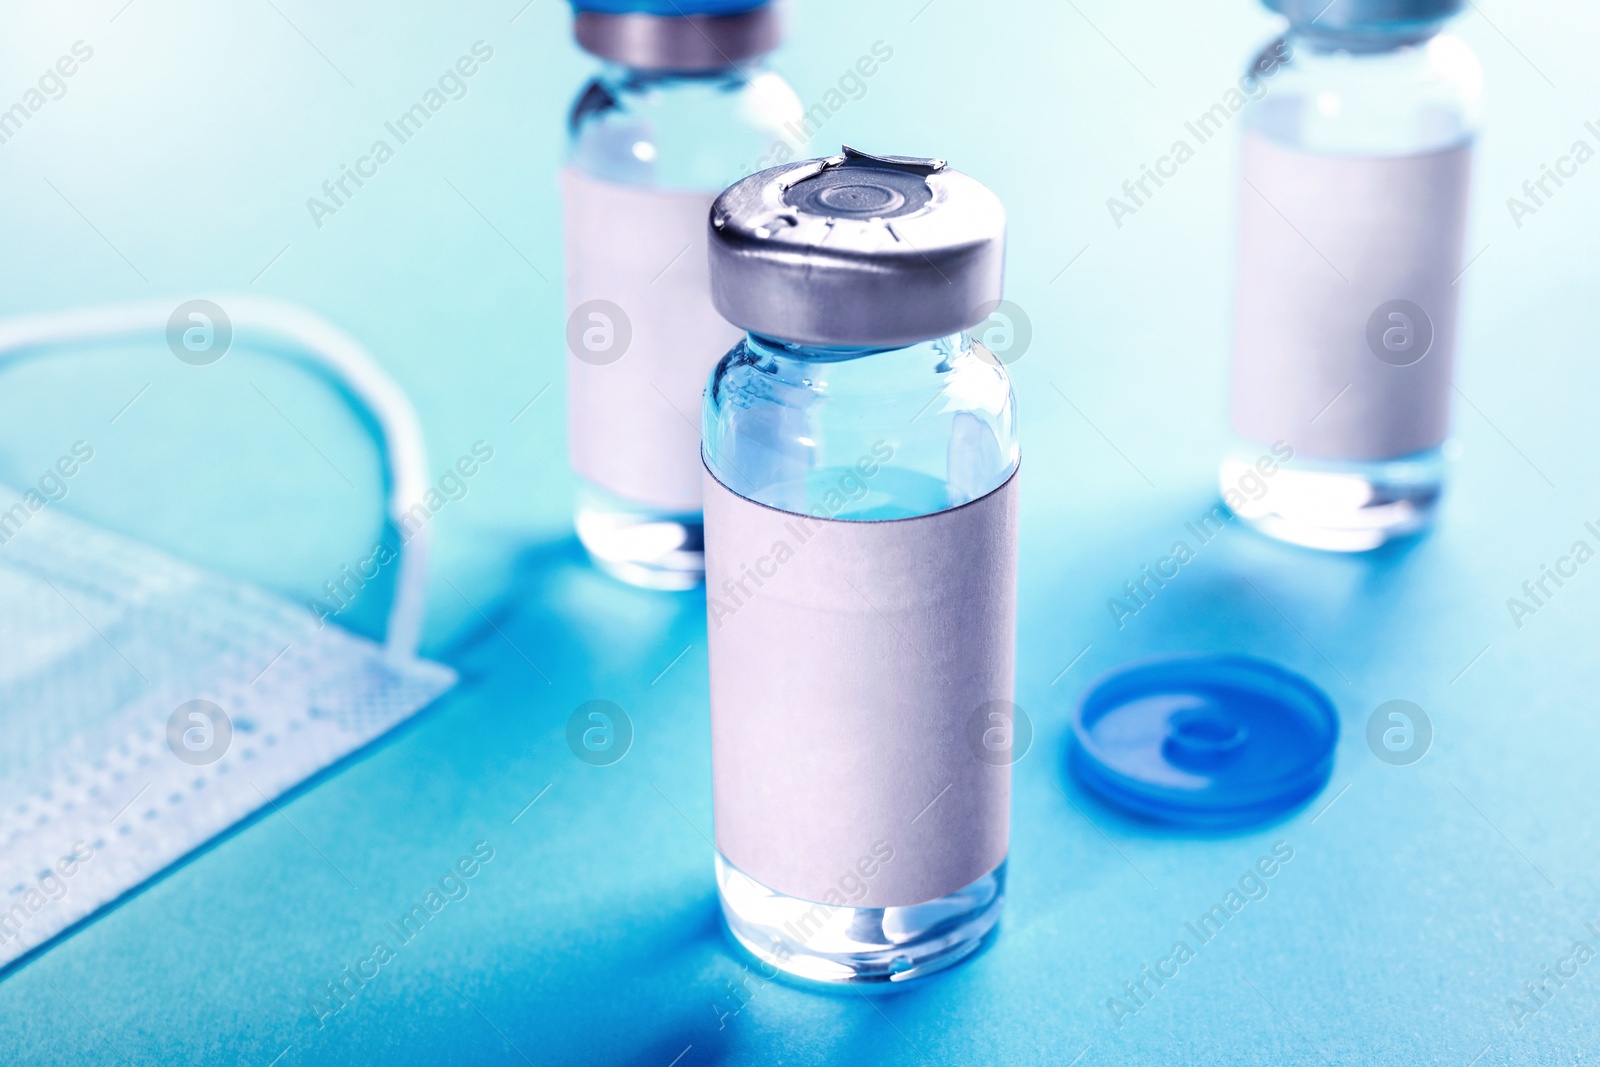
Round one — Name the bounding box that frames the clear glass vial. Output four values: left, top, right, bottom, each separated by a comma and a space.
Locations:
702, 149, 1019, 983
563, 0, 801, 589
1224, 0, 1481, 552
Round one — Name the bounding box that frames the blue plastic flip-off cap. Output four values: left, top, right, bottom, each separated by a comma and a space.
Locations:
1070, 655, 1338, 829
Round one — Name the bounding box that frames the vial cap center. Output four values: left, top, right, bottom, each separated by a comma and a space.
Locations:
815, 182, 905, 215
782, 161, 933, 221
1162, 706, 1250, 770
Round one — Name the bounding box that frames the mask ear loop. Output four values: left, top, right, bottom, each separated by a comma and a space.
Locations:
0, 297, 431, 662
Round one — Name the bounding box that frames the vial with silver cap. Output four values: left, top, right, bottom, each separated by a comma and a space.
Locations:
1223, 0, 1481, 551
700, 148, 1020, 983
562, 0, 801, 589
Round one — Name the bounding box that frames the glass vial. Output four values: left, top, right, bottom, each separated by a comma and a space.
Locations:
562, 1, 801, 589
701, 149, 1020, 983
1225, 0, 1481, 551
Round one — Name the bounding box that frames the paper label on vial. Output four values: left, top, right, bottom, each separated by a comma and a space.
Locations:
703, 464, 1019, 909
1231, 131, 1473, 460
562, 169, 742, 510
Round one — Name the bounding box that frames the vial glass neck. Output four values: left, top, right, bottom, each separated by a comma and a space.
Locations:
746, 332, 923, 365
702, 330, 1017, 520
602, 57, 768, 85
1285, 21, 1448, 55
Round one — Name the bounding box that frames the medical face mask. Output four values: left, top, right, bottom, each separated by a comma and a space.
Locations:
0, 298, 454, 971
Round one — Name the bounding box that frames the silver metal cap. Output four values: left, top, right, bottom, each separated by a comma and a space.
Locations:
708, 148, 1007, 348
573, 7, 781, 72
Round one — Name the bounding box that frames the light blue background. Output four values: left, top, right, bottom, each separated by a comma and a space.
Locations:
2, 0, 1597, 1063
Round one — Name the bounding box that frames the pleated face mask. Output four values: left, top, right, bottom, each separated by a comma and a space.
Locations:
0, 299, 455, 971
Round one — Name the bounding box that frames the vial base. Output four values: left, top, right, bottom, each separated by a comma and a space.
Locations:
1221, 447, 1443, 553
574, 481, 704, 591
715, 853, 1005, 985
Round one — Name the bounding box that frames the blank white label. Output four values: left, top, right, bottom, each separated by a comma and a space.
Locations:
1232, 131, 1472, 461
704, 464, 1018, 908
563, 169, 742, 510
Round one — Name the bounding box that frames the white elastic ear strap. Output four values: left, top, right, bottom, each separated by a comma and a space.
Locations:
0, 296, 430, 660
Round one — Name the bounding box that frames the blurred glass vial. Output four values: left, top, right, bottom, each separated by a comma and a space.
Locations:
1225, 0, 1481, 551
562, 0, 801, 589
702, 148, 1020, 983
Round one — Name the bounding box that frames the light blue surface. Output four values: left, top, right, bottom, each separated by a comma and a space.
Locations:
2, 0, 1597, 1063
